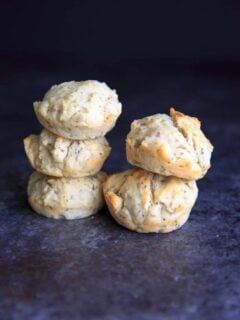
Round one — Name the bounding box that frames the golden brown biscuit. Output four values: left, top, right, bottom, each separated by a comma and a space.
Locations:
28, 171, 107, 219
24, 129, 111, 178
103, 168, 198, 233
126, 108, 213, 180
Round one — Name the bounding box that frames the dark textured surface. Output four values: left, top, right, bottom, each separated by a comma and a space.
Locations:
0, 60, 240, 320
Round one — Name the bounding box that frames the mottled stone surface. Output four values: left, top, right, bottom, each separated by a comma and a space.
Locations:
0, 61, 240, 320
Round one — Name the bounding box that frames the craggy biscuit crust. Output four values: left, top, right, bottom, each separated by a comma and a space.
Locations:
126, 108, 213, 180
24, 129, 111, 178
28, 171, 107, 219
34, 80, 122, 140
103, 168, 198, 233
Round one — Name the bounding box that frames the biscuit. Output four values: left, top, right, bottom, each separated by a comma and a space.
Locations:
24, 129, 111, 178
34, 80, 122, 140
28, 171, 107, 219
103, 168, 198, 233
126, 108, 213, 180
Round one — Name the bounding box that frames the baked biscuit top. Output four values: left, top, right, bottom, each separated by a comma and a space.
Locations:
126, 108, 213, 180
34, 80, 122, 128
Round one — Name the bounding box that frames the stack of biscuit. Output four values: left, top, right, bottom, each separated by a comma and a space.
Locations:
24, 80, 122, 219
103, 108, 213, 233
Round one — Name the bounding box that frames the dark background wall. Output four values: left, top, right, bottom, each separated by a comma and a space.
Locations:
1, 0, 240, 60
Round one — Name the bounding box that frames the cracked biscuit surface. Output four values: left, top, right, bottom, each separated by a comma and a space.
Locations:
28, 171, 107, 219
103, 168, 198, 233
34, 80, 122, 140
126, 108, 213, 180
24, 129, 111, 177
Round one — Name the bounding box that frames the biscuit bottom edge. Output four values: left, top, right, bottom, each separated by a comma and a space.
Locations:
28, 199, 104, 220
